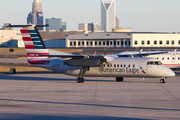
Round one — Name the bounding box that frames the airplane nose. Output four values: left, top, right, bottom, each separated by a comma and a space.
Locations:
164, 69, 175, 77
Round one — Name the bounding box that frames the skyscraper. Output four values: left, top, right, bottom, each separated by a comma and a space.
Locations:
78, 23, 88, 31
46, 18, 62, 31
116, 16, 119, 29
88, 23, 101, 32
27, 0, 43, 30
45, 18, 66, 31
101, 0, 116, 32
78, 23, 101, 32
61, 22, 67, 31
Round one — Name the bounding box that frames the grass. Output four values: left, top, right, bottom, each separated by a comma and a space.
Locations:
0, 48, 82, 53
0, 66, 52, 74
0, 48, 26, 53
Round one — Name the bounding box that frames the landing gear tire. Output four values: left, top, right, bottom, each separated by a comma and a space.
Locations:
160, 79, 166, 83
77, 77, 84, 83
116, 77, 123, 82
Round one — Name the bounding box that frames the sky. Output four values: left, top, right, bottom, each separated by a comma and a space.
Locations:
1, 0, 180, 32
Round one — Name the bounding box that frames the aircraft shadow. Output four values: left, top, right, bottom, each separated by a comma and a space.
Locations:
0, 98, 180, 112
0, 74, 116, 82
0, 74, 162, 83
0, 112, 149, 120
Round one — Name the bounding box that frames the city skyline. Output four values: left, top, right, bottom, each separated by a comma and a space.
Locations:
1, 0, 180, 32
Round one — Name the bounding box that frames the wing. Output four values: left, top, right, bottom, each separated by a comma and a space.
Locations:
117, 51, 169, 57
39, 54, 87, 59
39, 54, 106, 67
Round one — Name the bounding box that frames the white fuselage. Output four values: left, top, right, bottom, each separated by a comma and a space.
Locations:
29, 56, 175, 78
118, 51, 180, 69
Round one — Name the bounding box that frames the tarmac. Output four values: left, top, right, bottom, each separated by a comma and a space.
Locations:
0, 73, 180, 120
0, 58, 27, 63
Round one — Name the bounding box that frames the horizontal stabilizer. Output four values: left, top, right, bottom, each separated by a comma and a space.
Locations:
5, 24, 49, 28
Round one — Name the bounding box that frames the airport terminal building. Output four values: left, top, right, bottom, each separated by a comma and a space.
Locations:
1, 30, 180, 48
66, 32, 180, 48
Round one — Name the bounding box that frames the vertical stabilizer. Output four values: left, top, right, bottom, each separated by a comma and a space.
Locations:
20, 25, 49, 59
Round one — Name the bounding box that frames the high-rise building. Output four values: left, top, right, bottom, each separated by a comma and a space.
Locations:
116, 16, 119, 29
78, 23, 101, 32
61, 22, 67, 31
45, 18, 66, 31
88, 23, 101, 32
78, 23, 88, 31
101, 0, 116, 32
2, 23, 13, 30
27, 0, 43, 30
46, 18, 62, 31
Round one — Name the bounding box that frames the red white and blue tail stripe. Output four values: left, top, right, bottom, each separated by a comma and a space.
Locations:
5, 24, 51, 67
20, 25, 49, 59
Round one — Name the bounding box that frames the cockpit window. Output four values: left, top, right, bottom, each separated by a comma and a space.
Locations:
147, 61, 162, 65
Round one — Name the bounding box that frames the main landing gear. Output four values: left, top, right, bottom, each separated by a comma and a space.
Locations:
77, 77, 84, 83
116, 77, 123, 82
77, 67, 88, 83
160, 78, 166, 83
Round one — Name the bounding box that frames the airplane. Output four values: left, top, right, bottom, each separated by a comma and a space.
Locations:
6, 24, 175, 84
117, 50, 180, 69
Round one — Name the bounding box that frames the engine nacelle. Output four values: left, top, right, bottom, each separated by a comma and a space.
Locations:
64, 58, 101, 67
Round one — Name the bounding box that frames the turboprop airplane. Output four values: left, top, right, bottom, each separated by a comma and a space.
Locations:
6, 24, 175, 83
117, 50, 180, 69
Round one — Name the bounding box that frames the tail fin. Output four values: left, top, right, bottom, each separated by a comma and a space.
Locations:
6, 24, 49, 59
20, 25, 49, 59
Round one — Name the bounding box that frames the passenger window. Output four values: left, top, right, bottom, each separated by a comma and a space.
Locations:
110, 64, 112, 67
103, 64, 105, 67
162, 58, 164, 60
107, 64, 109, 67
157, 57, 159, 60
178, 57, 180, 60
121, 64, 123, 67
128, 64, 130, 67
124, 64, 126, 67
117, 64, 119, 67
133, 64, 135, 67
167, 57, 169, 60
114, 64, 116, 67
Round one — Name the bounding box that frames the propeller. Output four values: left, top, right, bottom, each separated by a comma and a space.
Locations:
99, 47, 109, 64
104, 47, 109, 56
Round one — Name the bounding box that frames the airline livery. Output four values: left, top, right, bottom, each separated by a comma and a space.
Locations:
6, 24, 175, 83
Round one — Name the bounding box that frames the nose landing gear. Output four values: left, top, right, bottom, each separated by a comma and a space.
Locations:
160, 78, 166, 83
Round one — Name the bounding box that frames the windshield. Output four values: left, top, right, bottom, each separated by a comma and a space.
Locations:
146, 61, 162, 65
